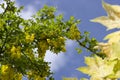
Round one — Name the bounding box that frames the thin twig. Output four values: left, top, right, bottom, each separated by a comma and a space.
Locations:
76, 40, 96, 54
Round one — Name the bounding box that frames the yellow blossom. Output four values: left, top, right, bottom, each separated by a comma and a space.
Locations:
11, 46, 16, 53
1, 65, 15, 80
25, 33, 35, 42
30, 34, 35, 41
47, 39, 51, 43
15, 73, 23, 80
1, 65, 8, 74
10, 46, 21, 58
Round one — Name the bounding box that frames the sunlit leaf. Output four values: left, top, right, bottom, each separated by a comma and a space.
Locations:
77, 56, 117, 79
91, 1, 120, 30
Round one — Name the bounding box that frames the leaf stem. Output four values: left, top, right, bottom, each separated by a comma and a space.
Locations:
76, 40, 96, 54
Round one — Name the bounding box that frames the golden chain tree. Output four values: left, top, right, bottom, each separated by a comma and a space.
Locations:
0, 0, 81, 80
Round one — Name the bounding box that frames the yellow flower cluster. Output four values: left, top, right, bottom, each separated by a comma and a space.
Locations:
25, 49, 34, 59
25, 33, 35, 42
0, 65, 22, 80
38, 40, 49, 58
47, 37, 66, 53
10, 46, 21, 58
1, 65, 14, 80
68, 25, 80, 40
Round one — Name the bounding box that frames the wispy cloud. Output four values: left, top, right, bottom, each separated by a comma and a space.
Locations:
0, 0, 36, 19
0, 0, 6, 13
19, 5, 36, 19
44, 40, 77, 72
44, 50, 67, 72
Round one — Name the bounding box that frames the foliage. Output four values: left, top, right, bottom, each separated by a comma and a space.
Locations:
78, 1, 120, 80
0, 0, 81, 80
1, 0, 119, 80
76, 31, 106, 58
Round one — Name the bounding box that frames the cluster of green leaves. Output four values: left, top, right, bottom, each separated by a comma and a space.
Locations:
76, 31, 106, 58
0, 0, 81, 80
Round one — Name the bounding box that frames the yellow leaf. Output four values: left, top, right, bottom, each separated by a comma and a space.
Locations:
116, 71, 120, 78
91, 1, 120, 30
104, 31, 120, 43
77, 56, 117, 79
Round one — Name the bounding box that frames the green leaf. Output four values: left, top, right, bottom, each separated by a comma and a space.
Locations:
76, 48, 82, 54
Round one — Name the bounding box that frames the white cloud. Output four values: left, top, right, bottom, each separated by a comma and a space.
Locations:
15, 0, 36, 20
0, 0, 6, 13
20, 5, 36, 19
16, 2, 36, 20
44, 50, 67, 72
0, 0, 36, 19
44, 40, 76, 72
0, 0, 17, 13
18, 0, 49, 19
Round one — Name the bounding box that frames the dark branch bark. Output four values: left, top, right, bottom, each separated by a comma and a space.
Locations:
76, 40, 96, 54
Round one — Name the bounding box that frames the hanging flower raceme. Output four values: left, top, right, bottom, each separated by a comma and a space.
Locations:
25, 33, 35, 42
10, 46, 21, 58
0, 65, 22, 80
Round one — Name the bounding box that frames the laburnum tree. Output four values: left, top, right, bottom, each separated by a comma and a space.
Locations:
0, 0, 82, 80
0, 0, 111, 80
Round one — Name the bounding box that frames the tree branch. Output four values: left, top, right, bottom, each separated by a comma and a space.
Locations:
76, 40, 96, 54
22, 52, 46, 77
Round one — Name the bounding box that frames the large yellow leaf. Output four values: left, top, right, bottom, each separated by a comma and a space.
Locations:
104, 31, 120, 43
77, 56, 117, 80
91, 1, 120, 30
102, 31, 120, 60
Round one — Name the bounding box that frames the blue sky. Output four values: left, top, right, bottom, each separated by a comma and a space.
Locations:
1, 0, 120, 80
